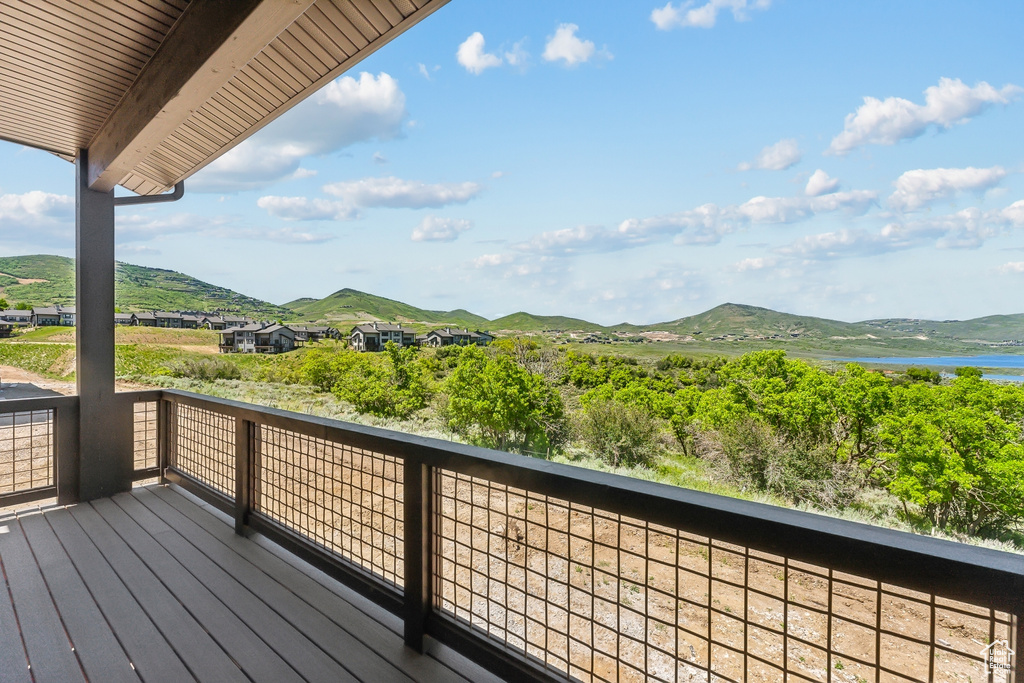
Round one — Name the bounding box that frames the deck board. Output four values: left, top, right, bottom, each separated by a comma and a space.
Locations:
17, 513, 140, 683
0, 513, 84, 683
0, 484, 498, 683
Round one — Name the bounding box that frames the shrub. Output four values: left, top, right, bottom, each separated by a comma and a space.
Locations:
575, 398, 659, 467
166, 356, 242, 381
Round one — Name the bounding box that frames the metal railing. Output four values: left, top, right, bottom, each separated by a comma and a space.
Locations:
0, 391, 162, 508
154, 389, 1023, 683
2, 388, 1021, 680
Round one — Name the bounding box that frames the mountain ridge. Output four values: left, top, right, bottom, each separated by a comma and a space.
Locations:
3, 255, 1024, 343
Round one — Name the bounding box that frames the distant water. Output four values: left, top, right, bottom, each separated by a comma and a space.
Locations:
834, 355, 1024, 382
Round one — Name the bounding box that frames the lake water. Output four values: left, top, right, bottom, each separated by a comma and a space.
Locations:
834, 355, 1024, 382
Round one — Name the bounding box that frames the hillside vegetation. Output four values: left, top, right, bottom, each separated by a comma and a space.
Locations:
284, 287, 489, 328
0, 255, 288, 315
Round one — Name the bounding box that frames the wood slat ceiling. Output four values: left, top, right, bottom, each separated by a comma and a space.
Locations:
0, 0, 447, 194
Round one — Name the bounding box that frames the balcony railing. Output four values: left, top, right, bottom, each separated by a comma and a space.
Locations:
1, 389, 1021, 682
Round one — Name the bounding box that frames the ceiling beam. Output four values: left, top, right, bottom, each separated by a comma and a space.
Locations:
87, 0, 315, 192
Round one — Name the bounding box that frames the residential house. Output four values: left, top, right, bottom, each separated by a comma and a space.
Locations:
31, 306, 60, 326
181, 314, 201, 329
59, 306, 76, 326
154, 311, 183, 328
254, 324, 295, 354
0, 322, 13, 338
349, 322, 416, 351
422, 327, 494, 347
131, 312, 157, 327
114, 313, 133, 325
218, 323, 264, 354
222, 315, 250, 328
200, 315, 227, 330
291, 325, 337, 343
0, 310, 33, 325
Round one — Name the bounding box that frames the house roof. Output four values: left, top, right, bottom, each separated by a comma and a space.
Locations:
351, 323, 414, 334
132, 312, 156, 320
0, 1, 450, 195
257, 324, 292, 334
154, 311, 182, 319
32, 307, 59, 316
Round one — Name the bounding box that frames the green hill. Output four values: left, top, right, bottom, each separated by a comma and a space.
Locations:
648, 303, 890, 340
0, 255, 288, 316
860, 314, 1024, 342
489, 312, 606, 332
284, 288, 489, 328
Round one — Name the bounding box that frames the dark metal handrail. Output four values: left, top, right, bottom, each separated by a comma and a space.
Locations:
154, 388, 1024, 682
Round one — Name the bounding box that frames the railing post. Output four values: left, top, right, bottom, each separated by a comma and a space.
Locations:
403, 459, 431, 652
55, 400, 80, 505
235, 418, 252, 535
157, 397, 169, 484
1012, 609, 1022, 683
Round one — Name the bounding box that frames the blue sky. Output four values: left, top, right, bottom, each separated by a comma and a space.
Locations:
1, 0, 1023, 325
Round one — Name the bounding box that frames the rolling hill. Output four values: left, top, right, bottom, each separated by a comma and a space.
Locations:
283, 288, 489, 328
488, 312, 607, 333
861, 315, 1024, 343
648, 303, 893, 340
0, 255, 289, 316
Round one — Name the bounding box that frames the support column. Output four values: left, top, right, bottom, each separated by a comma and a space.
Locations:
76, 149, 132, 501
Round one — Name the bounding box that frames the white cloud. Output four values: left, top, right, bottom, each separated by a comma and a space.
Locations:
503, 187, 877, 258
0, 191, 74, 246
997, 261, 1024, 274
473, 253, 514, 268
291, 168, 317, 180
116, 245, 161, 256
505, 40, 530, 68
457, 32, 502, 74
733, 256, 776, 272
115, 212, 336, 245
372, 152, 388, 165
738, 138, 801, 171
323, 176, 482, 209
256, 196, 359, 221
543, 24, 604, 66
411, 216, 473, 242
776, 199, 1024, 261
827, 78, 1022, 155
192, 72, 406, 192
651, 0, 771, 30
737, 190, 877, 224
805, 169, 840, 196
888, 166, 1008, 211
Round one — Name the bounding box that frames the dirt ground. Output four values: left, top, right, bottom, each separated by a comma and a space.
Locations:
0, 365, 154, 397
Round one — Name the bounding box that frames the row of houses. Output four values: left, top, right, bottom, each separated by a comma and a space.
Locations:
349, 322, 494, 352
218, 323, 339, 354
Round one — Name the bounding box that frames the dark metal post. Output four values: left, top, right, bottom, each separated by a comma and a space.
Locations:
54, 399, 80, 505
157, 398, 169, 484
76, 148, 132, 501
235, 418, 252, 534
403, 459, 431, 651
1011, 610, 1022, 683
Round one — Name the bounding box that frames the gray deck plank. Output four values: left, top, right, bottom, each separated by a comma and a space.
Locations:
64, 504, 249, 683
17, 512, 140, 683
125, 488, 420, 683
94, 496, 357, 683
149, 484, 502, 683
43, 507, 197, 683
0, 515, 84, 683
0, 522, 33, 683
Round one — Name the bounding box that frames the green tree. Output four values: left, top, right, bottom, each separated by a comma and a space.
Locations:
443, 346, 565, 454
878, 377, 1024, 535
15, 302, 30, 310
0, 297, 8, 310
576, 397, 659, 467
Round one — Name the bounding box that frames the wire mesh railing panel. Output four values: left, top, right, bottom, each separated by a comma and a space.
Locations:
432, 469, 1016, 683
168, 403, 235, 498
133, 400, 158, 471
254, 425, 404, 588
0, 409, 54, 495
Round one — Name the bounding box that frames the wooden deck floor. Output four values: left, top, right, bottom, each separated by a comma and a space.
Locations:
0, 484, 505, 683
